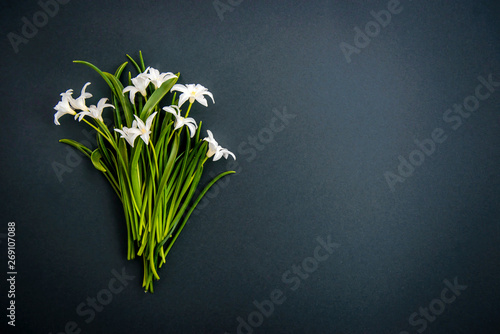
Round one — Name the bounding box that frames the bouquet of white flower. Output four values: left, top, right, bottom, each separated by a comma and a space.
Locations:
53, 52, 236, 292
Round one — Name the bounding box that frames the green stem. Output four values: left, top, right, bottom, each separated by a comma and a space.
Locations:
184, 102, 193, 118
82, 118, 110, 142
149, 142, 159, 182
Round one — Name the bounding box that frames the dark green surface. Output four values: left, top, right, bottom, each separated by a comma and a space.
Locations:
0, 1, 499, 333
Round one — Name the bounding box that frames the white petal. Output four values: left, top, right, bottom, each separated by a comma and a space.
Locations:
80, 82, 92, 99
145, 111, 157, 130
163, 105, 180, 117
133, 115, 146, 132
69, 82, 92, 111
213, 149, 223, 161
162, 72, 177, 81
76, 111, 90, 122
185, 117, 197, 127
132, 74, 150, 94
53, 100, 76, 124
174, 118, 184, 130
204, 91, 215, 104
177, 94, 190, 108
114, 127, 141, 147
204, 130, 218, 146
196, 95, 209, 107
97, 98, 114, 111
186, 123, 196, 138
140, 132, 151, 145
53, 111, 63, 125
171, 84, 188, 94
222, 148, 236, 160
123, 86, 139, 104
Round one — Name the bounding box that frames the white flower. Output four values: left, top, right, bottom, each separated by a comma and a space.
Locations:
132, 111, 157, 145
163, 105, 198, 138
203, 130, 235, 161
114, 126, 141, 147
171, 84, 215, 108
115, 112, 157, 146
69, 82, 92, 111
53, 89, 76, 125
123, 73, 151, 104
76, 98, 114, 122
146, 67, 177, 89
54, 82, 94, 125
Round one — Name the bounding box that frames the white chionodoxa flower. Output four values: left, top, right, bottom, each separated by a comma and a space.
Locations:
171, 84, 215, 108
203, 130, 236, 161
133, 112, 157, 145
69, 82, 92, 111
76, 98, 115, 122
145, 67, 177, 89
162, 105, 198, 138
114, 112, 157, 147
123, 73, 151, 104
114, 126, 141, 147
53, 82, 92, 125
54, 90, 76, 125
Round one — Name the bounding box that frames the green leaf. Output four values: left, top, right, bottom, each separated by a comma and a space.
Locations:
59, 139, 92, 158
140, 75, 179, 119
139, 50, 146, 72
73, 60, 116, 96
125, 54, 142, 74
112, 94, 123, 132
74, 60, 133, 127
129, 140, 144, 210
91, 149, 107, 172
195, 121, 203, 143
114, 61, 128, 79
149, 133, 180, 233
97, 133, 117, 176
103, 72, 134, 127
156, 170, 236, 265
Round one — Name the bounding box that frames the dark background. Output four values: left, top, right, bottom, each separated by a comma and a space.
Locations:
1, 0, 499, 333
